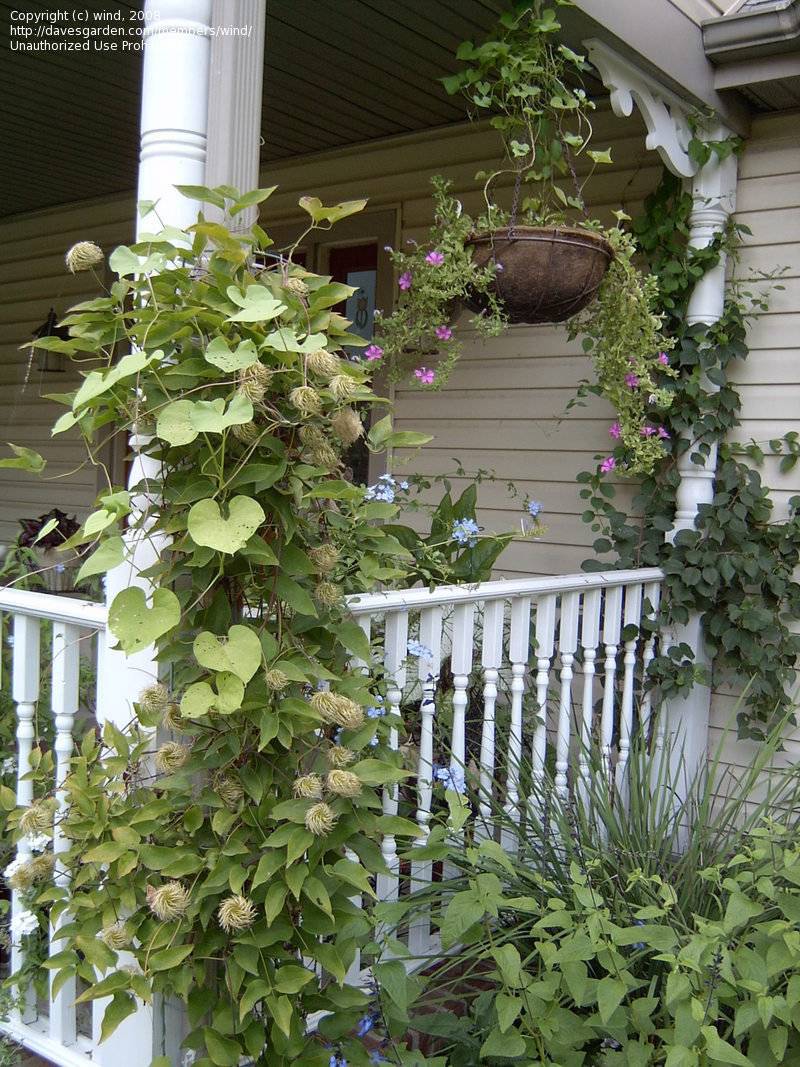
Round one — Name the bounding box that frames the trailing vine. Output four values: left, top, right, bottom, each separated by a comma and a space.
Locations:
578, 168, 800, 739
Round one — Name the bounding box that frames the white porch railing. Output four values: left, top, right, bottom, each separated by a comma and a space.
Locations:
0, 567, 664, 1064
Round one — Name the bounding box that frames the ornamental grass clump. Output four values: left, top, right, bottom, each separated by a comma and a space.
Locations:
19, 184, 507, 1066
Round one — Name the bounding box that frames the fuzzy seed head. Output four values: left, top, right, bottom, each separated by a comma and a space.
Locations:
265, 668, 290, 692
148, 881, 190, 922
154, 742, 190, 774
293, 773, 323, 799
213, 773, 244, 809
290, 386, 322, 416
309, 544, 340, 573
328, 745, 355, 768
65, 241, 104, 273
315, 581, 342, 608
19, 803, 52, 837
331, 408, 364, 446
5, 859, 36, 891
307, 440, 340, 470
326, 770, 362, 798
29, 853, 55, 882
305, 802, 337, 836
101, 921, 131, 951
138, 683, 170, 716
162, 703, 185, 732
306, 350, 340, 379
218, 894, 256, 933
311, 692, 365, 731
238, 376, 266, 404
284, 277, 309, 299
328, 374, 359, 402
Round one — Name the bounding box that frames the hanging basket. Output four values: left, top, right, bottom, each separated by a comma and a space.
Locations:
464, 226, 614, 325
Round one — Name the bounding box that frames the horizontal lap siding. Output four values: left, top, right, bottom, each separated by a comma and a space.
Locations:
0, 194, 133, 545
710, 112, 800, 762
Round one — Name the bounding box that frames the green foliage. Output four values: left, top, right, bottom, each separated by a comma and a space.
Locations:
380, 730, 800, 1066
576, 168, 798, 737
14, 186, 509, 1066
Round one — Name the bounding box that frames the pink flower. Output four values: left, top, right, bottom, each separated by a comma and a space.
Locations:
398, 272, 413, 291
640, 425, 656, 437
425, 251, 445, 266
608, 422, 621, 439
658, 352, 670, 365
364, 344, 383, 362
434, 325, 452, 341
625, 373, 640, 388
600, 457, 616, 474
414, 367, 435, 385
657, 426, 671, 439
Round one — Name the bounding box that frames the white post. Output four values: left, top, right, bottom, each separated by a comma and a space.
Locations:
662, 133, 738, 793
96, 3, 213, 1063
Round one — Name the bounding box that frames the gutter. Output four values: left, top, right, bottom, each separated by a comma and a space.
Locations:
703, 0, 800, 62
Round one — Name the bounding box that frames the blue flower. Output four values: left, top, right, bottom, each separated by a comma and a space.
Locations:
399, 480, 409, 490
365, 475, 396, 503
329, 1055, 347, 1067
369, 736, 379, 747
433, 764, 466, 794
407, 640, 433, 659
357, 1013, 379, 1037
370, 1054, 389, 1065
451, 517, 480, 547
367, 699, 385, 719
526, 499, 543, 518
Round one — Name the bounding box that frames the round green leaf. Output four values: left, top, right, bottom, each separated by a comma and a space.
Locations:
157, 400, 197, 446
187, 496, 265, 554
180, 673, 245, 718
108, 586, 181, 654
204, 336, 259, 372
194, 624, 262, 683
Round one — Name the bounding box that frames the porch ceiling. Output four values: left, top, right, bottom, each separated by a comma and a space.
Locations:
0, 0, 765, 221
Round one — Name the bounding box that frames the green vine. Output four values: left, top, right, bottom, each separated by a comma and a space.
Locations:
578, 169, 800, 739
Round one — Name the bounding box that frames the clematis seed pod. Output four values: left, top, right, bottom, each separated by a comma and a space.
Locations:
289, 386, 322, 416
305, 802, 337, 836
232, 420, 261, 444
327, 745, 355, 768
284, 277, 309, 299
328, 374, 359, 402
101, 921, 131, 951
19, 803, 53, 837
138, 683, 170, 716
315, 581, 342, 608
293, 774, 323, 799
161, 703, 185, 732
148, 881, 190, 922
310, 692, 364, 731
331, 408, 364, 446
154, 742, 190, 774
213, 774, 244, 808
265, 668, 290, 691
65, 241, 104, 273
306, 350, 340, 379
326, 770, 362, 798
218, 894, 256, 933
309, 544, 340, 573
29, 853, 55, 882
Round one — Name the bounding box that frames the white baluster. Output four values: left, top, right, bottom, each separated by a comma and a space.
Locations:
555, 592, 580, 802
476, 600, 505, 843
578, 589, 602, 808
616, 584, 644, 800
50, 622, 80, 1047
408, 606, 442, 960
11, 613, 40, 1023
600, 585, 623, 783
639, 582, 662, 743
502, 596, 531, 853
344, 613, 371, 985
449, 602, 475, 788
377, 611, 408, 910
530, 594, 556, 817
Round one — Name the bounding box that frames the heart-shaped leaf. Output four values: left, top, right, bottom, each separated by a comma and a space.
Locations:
194, 625, 262, 683
180, 673, 245, 718
156, 394, 253, 446
204, 336, 259, 372
76, 536, 125, 582
73, 350, 162, 412
156, 400, 197, 446
108, 587, 181, 654
226, 285, 286, 323
263, 328, 328, 354
187, 496, 265, 554
0, 443, 46, 472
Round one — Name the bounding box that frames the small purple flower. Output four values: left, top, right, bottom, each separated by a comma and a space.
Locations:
658, 426, 671, 439
451, 517, 480, 547
364, 344, 384, 362
356, 1013, 379, 1038
434, 325, 452, 341
640, 425, 656, 437
658, 352, 670, 365
609, 422, 621, 439
425, 251, 445, 266
414, 367, 435, 384
600, 456, 616, 474
434, 764, 466, 794
527, 500, 543, 518
398, 271, 413, 291
625, 373, 640, 388
329, 1055, 347, 1067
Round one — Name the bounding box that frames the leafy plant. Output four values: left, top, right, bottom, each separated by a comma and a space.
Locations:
9, 185, 510, 1067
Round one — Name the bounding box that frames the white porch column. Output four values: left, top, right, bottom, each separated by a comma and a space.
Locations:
585, 42, 739, 791
96, 4, 213, 1064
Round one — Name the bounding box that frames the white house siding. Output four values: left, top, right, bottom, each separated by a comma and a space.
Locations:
710, 111, 800, 771
262, 107, 662, 578
0, 194, 133, 546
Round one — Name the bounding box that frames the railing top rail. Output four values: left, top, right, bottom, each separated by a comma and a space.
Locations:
0, 587, 108, 628
345, 568, 665, 616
